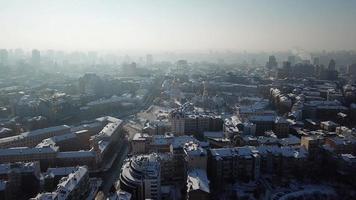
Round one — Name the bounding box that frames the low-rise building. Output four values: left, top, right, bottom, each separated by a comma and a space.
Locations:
0, 125, 70, 148
169, 103, 223, 135
31, 166, 90, 200
0, 116, 123, 171
208, 146, 307, 190
0, 162, 41, 199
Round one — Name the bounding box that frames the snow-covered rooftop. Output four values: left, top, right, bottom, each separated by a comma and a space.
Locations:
203, 131, 225, 139
56, 151, 96, 158
211, 145, 308, 159
0, 145, 58, 156
45, 167, 78, 177
0, 125, 70, 144
187, 169, 210, 193
184, 142, 207, 157
56, 166, 88, 200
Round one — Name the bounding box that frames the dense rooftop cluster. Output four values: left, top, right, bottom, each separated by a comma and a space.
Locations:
1, 53, 356, 199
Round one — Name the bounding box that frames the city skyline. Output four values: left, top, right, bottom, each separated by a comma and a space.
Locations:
1, 1, 356, 199
1, 0, 356, 51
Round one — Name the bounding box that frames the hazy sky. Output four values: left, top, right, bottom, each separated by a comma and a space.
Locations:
1, 0, 356, 51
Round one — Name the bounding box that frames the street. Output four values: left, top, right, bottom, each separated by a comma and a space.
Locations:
100, 142, 129, 194
97, 77, 164, 196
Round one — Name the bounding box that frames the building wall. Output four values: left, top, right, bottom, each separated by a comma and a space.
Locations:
187, 190, 209, 200
131, 140, 146, 154
185, 154, 207, 171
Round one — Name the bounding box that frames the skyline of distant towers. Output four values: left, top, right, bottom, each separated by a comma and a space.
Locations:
0, 49, 9, 65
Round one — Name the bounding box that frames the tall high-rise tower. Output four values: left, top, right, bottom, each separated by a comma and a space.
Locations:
328, 59, 336, 71
266, 55, 278, 69
287, 56, 296, 66
31, 49, 41, 66
313, 57, 320, 66
146, 54, 153, 66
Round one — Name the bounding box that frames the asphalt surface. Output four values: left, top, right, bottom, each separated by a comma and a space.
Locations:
100, 142, 129, 194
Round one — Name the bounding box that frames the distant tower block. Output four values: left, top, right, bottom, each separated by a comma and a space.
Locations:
146, 54, 153, 66
171, 78, 182, 102
328, 59, 336, 71
288, 56, 296, 66
0, 49, 8, 65
31, 49, 41, 66
203, 81, 208, 97
313, 57, 320, 66
176, 59, 188, 73
202, 81, 209, 110
266, 55, 278, 69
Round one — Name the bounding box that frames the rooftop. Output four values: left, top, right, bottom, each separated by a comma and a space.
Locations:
108, 190, 132, 200
56, 166, 88, 200
45, 167, 78, 177
56, 150, 96, 158
0, 161, 40, 175
211, 145, 308, 159
0, 180, 7, 191
0, 145, 58, 156
187, 169, 210, 193
31, 192, 57, 200
171, 135, 202, 149
183, 142, 207, 156
203, 131, 225, 139
341, 154, 356, 162
0, 125, 70, 144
